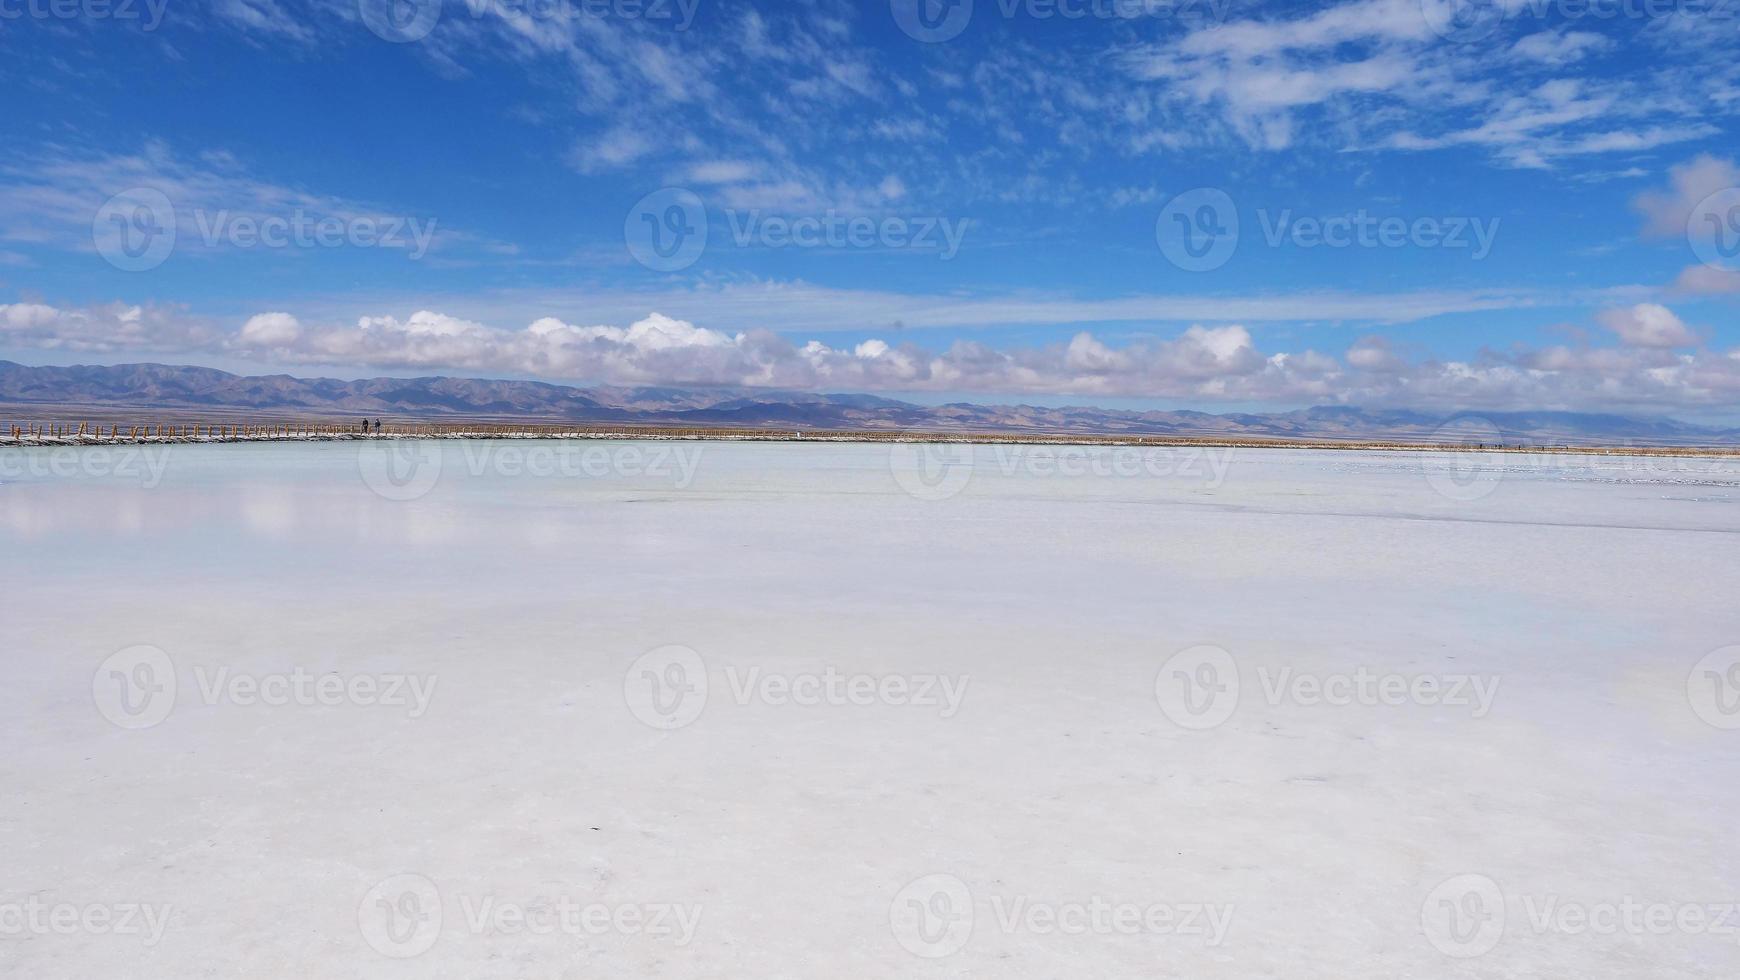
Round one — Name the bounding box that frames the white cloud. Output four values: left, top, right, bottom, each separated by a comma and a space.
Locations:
0, 301, 219, 352
1120, 0, 1723, 169
132, 0, 1737, 209
567, 127, 656, 175
8, 301, 1737, 414
1597, 304, 1697, 349
685, 161, 760, 184
212, 0, 314, 42
0, 143, 511, 262
1510, 31, 1613, 66
1672, 265, 1740, 295
1346, 336, 1406, 372
1633, 154, 1740, 238
238, 312, 302, 347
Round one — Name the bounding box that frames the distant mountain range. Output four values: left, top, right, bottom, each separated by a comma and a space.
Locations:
3, 360, 1737, 446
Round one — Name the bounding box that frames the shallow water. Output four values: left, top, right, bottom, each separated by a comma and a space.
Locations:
4, 441, 1738, 978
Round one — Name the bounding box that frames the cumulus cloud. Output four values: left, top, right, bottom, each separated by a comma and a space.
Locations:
0, 301, 219, 352
1346, 336, 1406, 372
6, 300, 1738, 415
238, 312, 302, 347
1633, 155, 1740, 238
1672, 265, 1740, 295
1597, 304, 1698, 349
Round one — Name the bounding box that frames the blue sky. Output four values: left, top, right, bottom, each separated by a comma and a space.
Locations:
1, 0, 1737, 416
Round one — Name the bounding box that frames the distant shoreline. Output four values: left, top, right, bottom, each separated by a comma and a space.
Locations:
4, 426, 1739, 459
